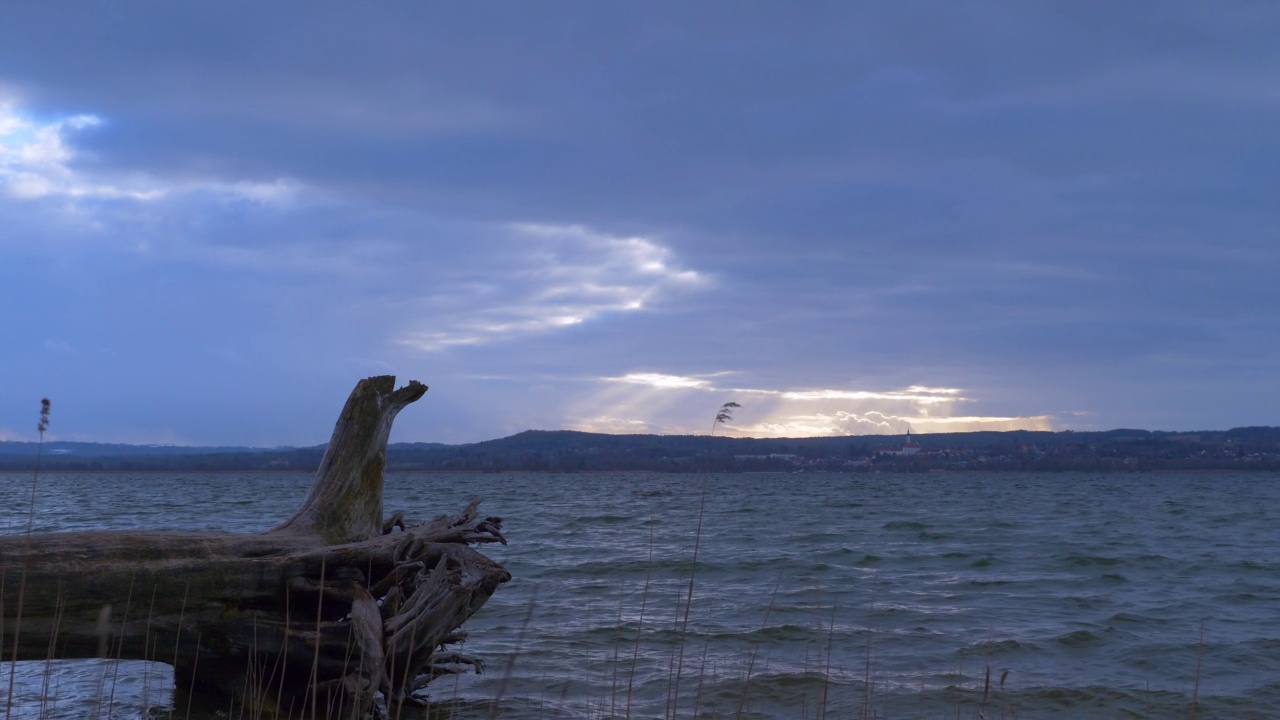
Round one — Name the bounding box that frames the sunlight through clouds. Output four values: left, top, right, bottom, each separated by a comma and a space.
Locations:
564, 416, 651, 434
774, 387, 965, 404
607, 373, 714, 389
565, 373, 1052, 437
735, 411, 1053, 437
397, 224, 708, 351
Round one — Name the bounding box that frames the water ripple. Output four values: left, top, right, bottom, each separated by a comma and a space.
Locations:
2, 470, 1278, 718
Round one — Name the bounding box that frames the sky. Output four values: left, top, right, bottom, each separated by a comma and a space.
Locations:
1, 2, 1277, 446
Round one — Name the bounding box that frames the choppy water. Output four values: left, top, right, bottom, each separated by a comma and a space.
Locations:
3, 471, 1279, 719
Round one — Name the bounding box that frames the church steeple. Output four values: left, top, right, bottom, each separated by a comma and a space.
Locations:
902, 425, 920, 453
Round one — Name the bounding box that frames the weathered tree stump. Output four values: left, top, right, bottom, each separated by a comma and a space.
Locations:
1, 376, 510, 717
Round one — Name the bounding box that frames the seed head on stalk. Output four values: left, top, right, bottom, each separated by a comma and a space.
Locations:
28, 398, 51, 536
710, 401, 740, 436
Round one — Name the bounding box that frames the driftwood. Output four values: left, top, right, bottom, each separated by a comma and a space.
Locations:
0, 376, 510, 717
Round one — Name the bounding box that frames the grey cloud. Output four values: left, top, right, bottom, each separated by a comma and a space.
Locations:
7, 3, 1274, 230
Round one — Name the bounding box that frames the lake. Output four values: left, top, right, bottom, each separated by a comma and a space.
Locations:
2, 470, 1278, 718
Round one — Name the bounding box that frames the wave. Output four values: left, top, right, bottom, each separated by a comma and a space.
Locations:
568, 514, 633, 525
1107, 612, 1167, 625
1063, 554, 1123, 567
957, 638, 1036, 656
1054, 629, 1105, 647
882, 520, 930, 531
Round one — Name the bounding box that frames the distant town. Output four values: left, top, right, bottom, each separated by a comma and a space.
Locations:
2, 426, 1279, 473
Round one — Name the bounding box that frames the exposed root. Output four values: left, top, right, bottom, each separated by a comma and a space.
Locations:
320, 500, 511, 716
382, 511, 406, 535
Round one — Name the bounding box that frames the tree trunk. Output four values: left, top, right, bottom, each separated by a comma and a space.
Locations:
0, 376, 509, 717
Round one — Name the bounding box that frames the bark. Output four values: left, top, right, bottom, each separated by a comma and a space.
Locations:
0, 376, 509, 717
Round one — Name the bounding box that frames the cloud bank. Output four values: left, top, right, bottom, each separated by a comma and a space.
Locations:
1, 3, 1276, 444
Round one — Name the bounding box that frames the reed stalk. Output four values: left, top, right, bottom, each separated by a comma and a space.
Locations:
4, 399, 51, 720
1190, 621, 1204, 720
609, 580, 626, 718
734, 578, 780, 719
819, 603, 836, 720
668, 487, 706, 718
489, 591, 536, 719
624, 525, 656, 719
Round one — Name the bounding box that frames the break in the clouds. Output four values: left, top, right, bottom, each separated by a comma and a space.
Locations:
571, 372, 1048, 437
0, 103, 113, 200
0, 3, 1277, 444
0, 97, 294, 206
397, 224, 706, 351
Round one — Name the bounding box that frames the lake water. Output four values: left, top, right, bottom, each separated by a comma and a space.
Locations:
2, 470, 1278, 719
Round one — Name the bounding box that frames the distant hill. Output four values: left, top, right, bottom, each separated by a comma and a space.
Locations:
1, 428, 1277, 472
0, 441, 292, 456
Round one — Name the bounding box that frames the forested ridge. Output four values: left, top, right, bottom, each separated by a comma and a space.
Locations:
3, 427, 1279, 472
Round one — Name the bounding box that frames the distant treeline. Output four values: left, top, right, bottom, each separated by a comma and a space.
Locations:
2, 427, 1280, 473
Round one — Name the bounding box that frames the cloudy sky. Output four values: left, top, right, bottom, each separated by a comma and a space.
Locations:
2, 2, 1277, 446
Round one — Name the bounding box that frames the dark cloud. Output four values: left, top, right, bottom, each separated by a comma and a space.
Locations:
1, 2, 1277, 442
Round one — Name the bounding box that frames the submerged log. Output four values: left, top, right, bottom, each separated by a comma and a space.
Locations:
0, 376, 510, 716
